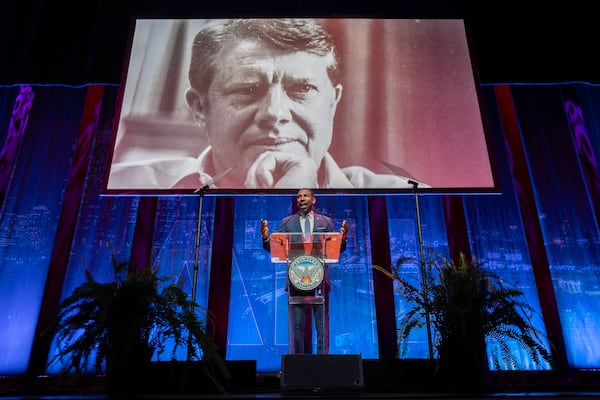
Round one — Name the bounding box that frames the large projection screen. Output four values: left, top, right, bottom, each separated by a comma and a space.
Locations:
103, 18, 497, 195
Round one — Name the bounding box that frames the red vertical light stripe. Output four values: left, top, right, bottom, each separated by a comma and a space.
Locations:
442, 195, 472, 264
494, 84, 571, 378
27, 85, 105, 379
368, 196, 397, 359
207, 196, 235, 358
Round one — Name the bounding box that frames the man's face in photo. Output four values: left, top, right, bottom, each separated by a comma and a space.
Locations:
193, 40, 342, 184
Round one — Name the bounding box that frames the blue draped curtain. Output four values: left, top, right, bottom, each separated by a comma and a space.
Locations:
0, 82, 599, 376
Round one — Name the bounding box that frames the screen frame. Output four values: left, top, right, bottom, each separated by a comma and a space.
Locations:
101, 17, 500, 197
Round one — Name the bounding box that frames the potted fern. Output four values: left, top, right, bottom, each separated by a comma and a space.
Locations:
43, 251, 230, 395
374, 251, 553, 392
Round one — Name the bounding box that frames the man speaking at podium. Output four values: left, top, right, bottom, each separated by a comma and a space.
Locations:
261, 188, 349, 354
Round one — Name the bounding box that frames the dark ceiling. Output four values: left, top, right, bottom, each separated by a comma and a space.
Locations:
1, 0, 598, 85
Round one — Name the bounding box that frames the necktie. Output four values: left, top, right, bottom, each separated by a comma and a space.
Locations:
304, 215, 311, 234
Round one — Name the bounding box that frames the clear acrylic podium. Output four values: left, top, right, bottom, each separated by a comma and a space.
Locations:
269, 232, 343, 354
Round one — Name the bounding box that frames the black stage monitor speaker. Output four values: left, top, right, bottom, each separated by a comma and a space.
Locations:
280, 354, 364, 393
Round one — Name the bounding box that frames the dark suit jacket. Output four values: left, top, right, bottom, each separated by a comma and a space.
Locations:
263, 212, 346, 254
263, 211, 346, 294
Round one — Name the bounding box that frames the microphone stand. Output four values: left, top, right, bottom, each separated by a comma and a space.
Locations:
408, 179, 434, 363
188, 184, 209, 361
191, 184, 209, 306
185, 165, 234, 360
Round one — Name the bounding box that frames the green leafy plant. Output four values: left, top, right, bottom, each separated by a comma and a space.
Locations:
374, 251, 553, 390
44, 251, 230, 394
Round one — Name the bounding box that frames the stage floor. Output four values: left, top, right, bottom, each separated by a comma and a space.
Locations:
2, 374, 600, 400
1, 391, 600, 400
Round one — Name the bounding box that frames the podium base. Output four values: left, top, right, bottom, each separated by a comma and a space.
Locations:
280, 354, 364, 393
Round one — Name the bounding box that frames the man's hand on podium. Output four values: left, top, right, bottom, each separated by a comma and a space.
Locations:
260, 219, 269, 241
340, 220, 349, 241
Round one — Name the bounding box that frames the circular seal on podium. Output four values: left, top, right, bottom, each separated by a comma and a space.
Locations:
288, 255, 324, 291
